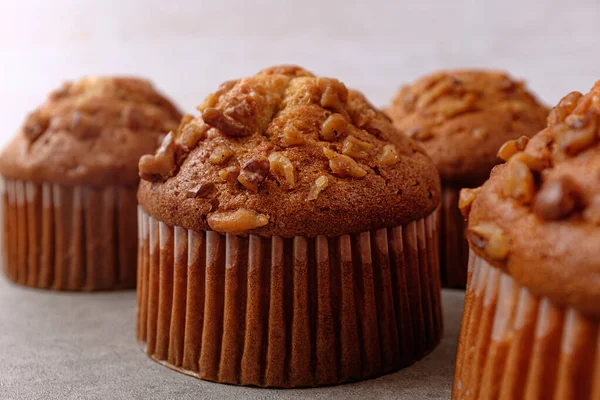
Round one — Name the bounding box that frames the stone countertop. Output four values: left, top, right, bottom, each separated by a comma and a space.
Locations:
0, 277, 464, 400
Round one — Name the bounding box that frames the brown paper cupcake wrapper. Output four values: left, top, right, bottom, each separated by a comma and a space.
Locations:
137, 208, 443, 388
0, 177, 138, 290
453, 252, 600, 399
439, 185, 469, 289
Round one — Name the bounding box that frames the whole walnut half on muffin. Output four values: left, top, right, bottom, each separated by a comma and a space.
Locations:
137, 65, 443, 387
0, 77, 181, 290
387, 70, 549, 288
454, 82, 600, 400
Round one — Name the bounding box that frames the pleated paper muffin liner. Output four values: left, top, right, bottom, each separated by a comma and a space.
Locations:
137, 208, 442, 388
453, 252, 600, 399
0, 177, 138, 290
439, 185, 469, 289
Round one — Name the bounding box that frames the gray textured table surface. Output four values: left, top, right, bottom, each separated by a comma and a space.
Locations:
0, 277, 464, 400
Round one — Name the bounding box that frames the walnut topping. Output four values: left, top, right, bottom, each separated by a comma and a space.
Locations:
207, 209, 269, 233
502, 159, 535, 204
210, 145, 234, 164
323, 148, 367, 178
175, 114, 194, 139
281, 125, 305, 146
553, 112, 598, 156
321, 114, 349, 141
71, 111, 103, 138
408, 127, 434, 141
268, 152, 295, 187
179, 121, 209, 148
533, 176, 580, 220
308, 175, 329, 201
583, 197, 600, 225
438, 93, 477, 118
497, 136, 530, 161
23, 111, 50, 142
459, 187, 482, 218
415, 78, 455, 109
509, 151, 548, 172
547, 91, 583, 126
318, 77, 348, 113
186, 182, 217, 199
218, 166, 240, 184
466, 223, 509, 260
378, 144, 400, 165
342, 135, 373, 159
197, 80, 237, 112
202, 107, 250, 137
237, 157, 270, 192
472, 127, 488, 139
139, 132, 178, 182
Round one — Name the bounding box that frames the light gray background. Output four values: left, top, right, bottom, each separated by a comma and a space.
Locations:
1, 0, 599, 398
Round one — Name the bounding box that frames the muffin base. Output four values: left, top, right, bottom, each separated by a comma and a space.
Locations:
137, 208, 442, 388
453, 252, 600, 399
439, 185, 469, 289
1, 177, 138, 290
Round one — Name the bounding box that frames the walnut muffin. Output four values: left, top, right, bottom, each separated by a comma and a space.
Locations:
387, 70, 548, 288
454, 82, 600, 399
0, 77, 181, 290
136, 65, 442, 387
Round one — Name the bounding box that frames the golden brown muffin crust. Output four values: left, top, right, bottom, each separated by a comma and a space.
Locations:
0, 77, 182, 187
387, 70, 549, 186
461, 82, 600, 317
138, 66, 441, 238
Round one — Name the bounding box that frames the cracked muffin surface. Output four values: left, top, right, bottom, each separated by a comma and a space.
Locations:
0, 77, 182, 187
138, 65, 441, 237
387, 70, 549, 186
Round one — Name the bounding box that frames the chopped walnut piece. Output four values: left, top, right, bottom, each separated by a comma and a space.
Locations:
415, 78, 455, 109
321, 114, 348, 141
547, 91, 583, 126
378, 144, 400, 165
175, 114, 194, 139
459, 187, 482, 218
218, 166, 240, 184
179, 121, 209, 148
554, 112, 598, 156
237, 157, 270, 192
408, 127, 433, 141
438, 93, 477, 118
139, 132, 177, 182
268, 152, 295, 187
342, 135, 373, 159
323, 147, 367, 178
583, 197, 600, 225
197, 80, 237, 112
281, 125, 305, 146
533, 176, 580, 220
210, 145, 234, 164
466, 223, 509, 260
318, 77, 348, 113
202, 107, 250, 137
472, 127, 488, 139
308, 175, 329, 201
207, 209, 269, 233
509, 151, 548, 172
186, 182, 217, 199
497, 136, 530, 161
502, 159, 535, 204
23, 111, 50, 142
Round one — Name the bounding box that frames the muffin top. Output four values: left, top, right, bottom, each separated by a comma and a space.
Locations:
387, 70, 548, 187
0, 77, 182, 187
460, 81, 600, 317
138, 65, 441, 238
